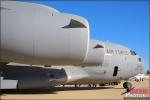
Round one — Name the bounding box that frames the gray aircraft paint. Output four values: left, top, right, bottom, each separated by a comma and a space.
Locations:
82, 40, 105, 66
0, 1, 144, 89
0, 39, 144, 89
53, 40, 144, 85
0, 1, 90, 65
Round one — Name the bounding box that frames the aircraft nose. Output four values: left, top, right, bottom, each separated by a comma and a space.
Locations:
137, 56, 144, 73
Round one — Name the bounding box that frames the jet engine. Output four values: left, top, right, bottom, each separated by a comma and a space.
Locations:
0, 1, 90, 65
82, 40, 105, 66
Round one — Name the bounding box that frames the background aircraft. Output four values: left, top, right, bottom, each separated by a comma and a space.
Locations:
129, 74, 149, 82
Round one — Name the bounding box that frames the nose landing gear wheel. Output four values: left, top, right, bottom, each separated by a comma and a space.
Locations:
123, 82, 132, 92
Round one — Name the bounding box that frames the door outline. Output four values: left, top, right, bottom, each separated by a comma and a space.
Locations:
113, 66, 118, 76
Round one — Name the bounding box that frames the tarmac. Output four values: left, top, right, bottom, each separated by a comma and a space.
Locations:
0, 79, 149, 100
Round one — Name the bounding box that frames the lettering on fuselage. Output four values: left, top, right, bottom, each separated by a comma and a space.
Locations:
106, 49, 129, 55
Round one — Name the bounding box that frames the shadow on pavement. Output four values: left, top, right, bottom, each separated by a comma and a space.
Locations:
0, 86, 114, 94
0, 89, 56, 94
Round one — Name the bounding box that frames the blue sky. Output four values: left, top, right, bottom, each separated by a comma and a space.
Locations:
20, 0, 149, 72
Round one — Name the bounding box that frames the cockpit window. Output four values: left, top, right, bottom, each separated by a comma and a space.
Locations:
93, 44, 104, 49
62, 19, 87, 28
130, 50, 136, 55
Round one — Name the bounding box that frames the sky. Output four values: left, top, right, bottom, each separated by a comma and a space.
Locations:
20, 0, 149, 72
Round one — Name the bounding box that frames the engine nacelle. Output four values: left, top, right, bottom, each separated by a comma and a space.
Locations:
82, 40, 105, 66
0, 1, 90, 65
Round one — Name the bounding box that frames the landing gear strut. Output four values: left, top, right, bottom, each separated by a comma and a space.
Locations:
123, 82, 132, 92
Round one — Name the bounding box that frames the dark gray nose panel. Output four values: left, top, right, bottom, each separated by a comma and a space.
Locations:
1, 65, 68, 89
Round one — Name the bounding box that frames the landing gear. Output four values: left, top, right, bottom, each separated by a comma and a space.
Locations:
74, 84, 81, 88
88, 84, 91, 87
75, 84, 78, 88
62, 84, 65, 87
93, 84, 97, 88
123, 82, 132, 92
0, 62, 6, 77
99, 83, 105, 86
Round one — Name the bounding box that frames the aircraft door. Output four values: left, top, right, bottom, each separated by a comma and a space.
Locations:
113, 66, 118, 76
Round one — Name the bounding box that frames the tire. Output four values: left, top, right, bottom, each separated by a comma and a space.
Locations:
123, 82, 132, 89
